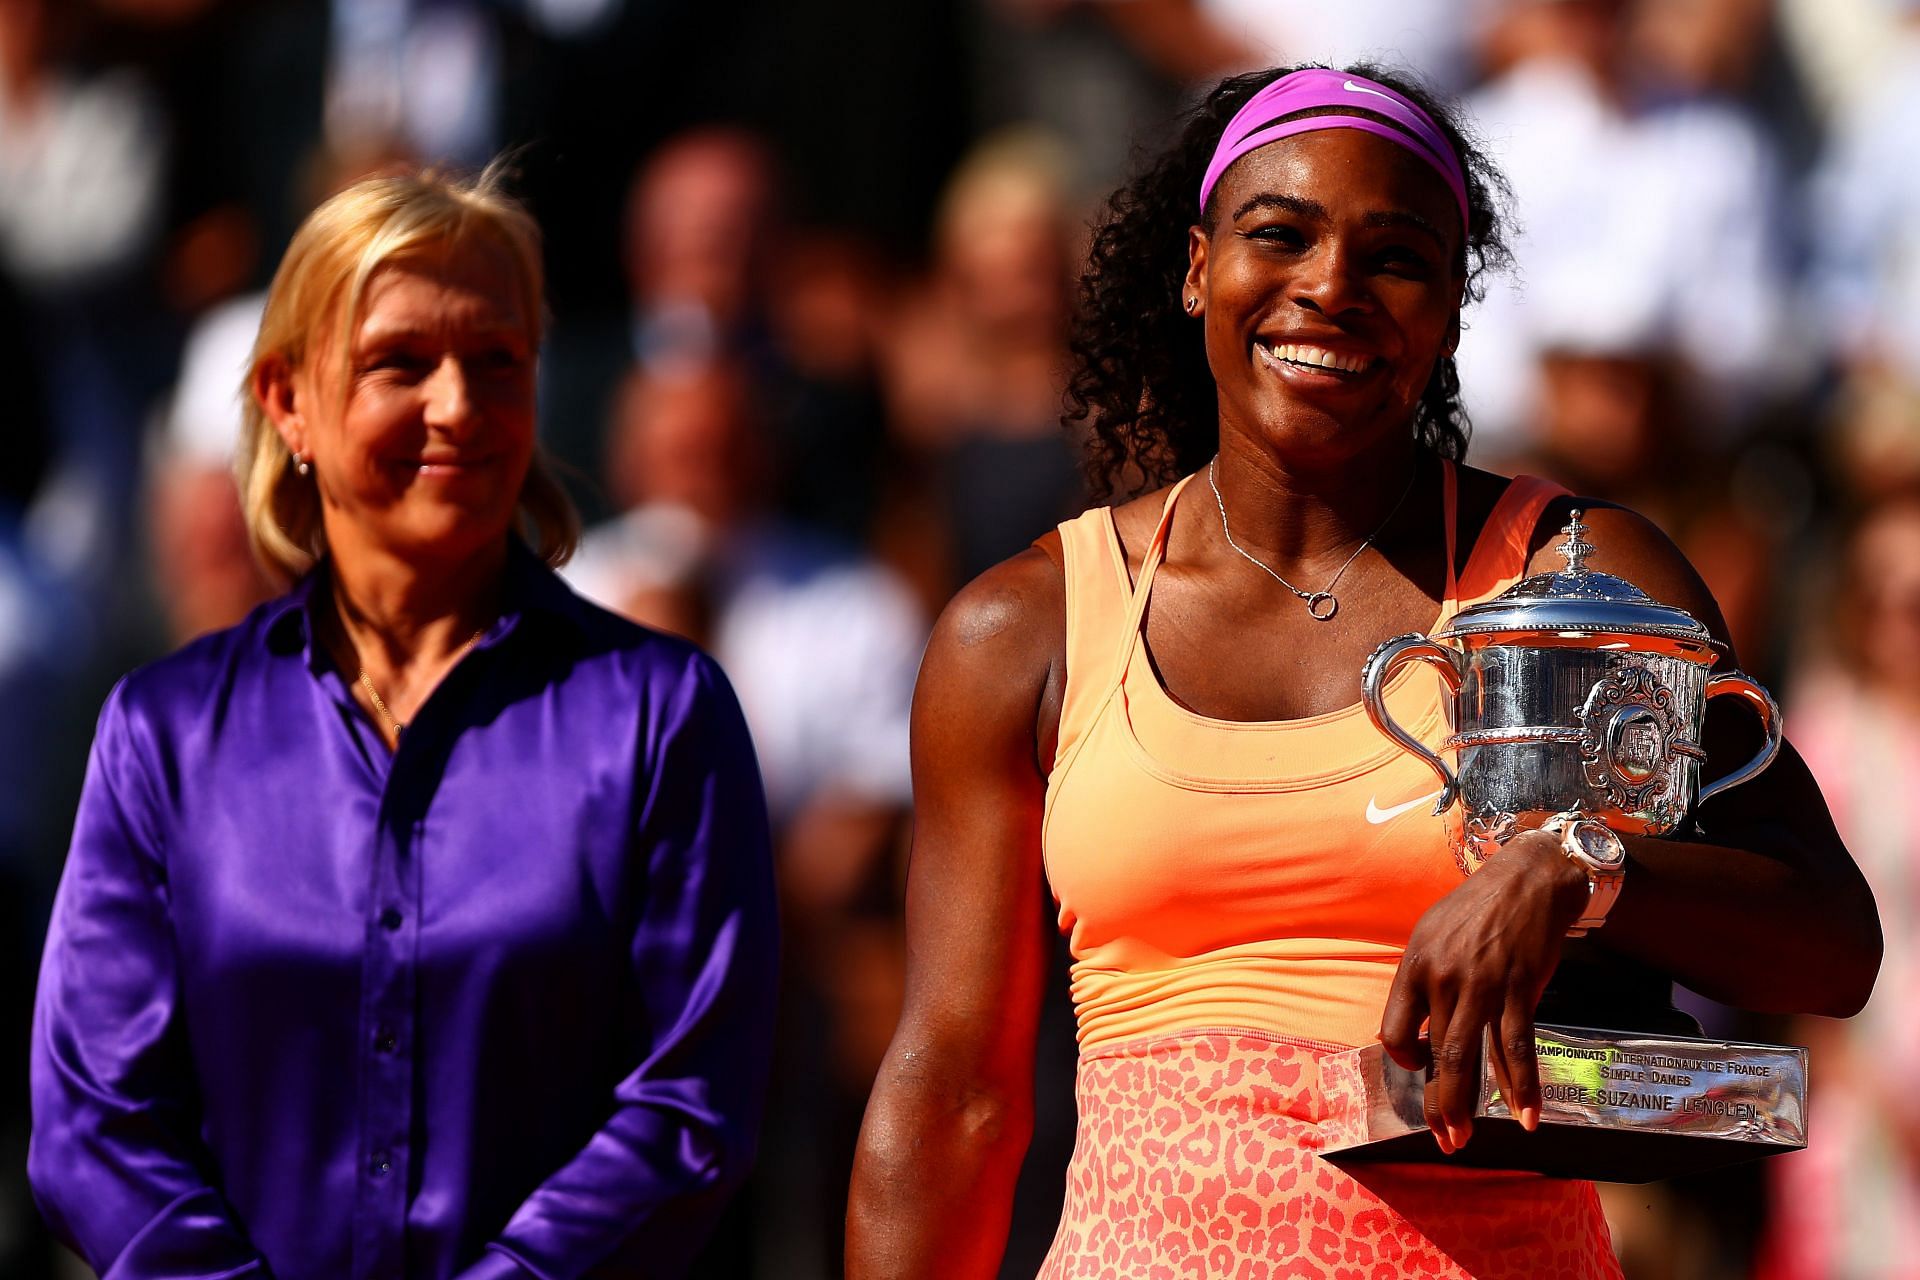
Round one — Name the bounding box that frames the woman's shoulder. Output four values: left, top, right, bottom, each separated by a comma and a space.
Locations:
545, 584, 739, 701
1570, 502, 1726, 624
1445, 461, 1672, 559
932, 543, 1066, 665
112, 592, 303, 716
82, 594, 307, 775
915, 544, 1069, 775
925, 536, 1077, 700
937, 477, 1175, 648
1484, 479, 1732, 645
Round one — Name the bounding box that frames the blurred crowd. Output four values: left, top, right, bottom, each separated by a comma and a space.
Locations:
4, 0, 1920, 1276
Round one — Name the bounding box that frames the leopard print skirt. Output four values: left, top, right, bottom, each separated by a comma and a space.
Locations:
1037, 1030, 1620, 1280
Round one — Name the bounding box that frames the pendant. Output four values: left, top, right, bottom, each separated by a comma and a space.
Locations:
1306, 592, 1339, 620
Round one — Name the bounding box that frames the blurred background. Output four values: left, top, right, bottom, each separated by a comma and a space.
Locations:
3, 0, 1918, 1276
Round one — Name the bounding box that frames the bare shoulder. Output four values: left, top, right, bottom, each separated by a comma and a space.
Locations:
917, 543, 1068, 773
927, 543, 1065, 681
1524, 496, 1734, 653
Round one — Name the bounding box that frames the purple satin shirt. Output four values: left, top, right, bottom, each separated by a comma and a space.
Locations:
28, 542, 778, 1279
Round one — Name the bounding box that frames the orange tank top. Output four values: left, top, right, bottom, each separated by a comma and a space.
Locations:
1042, 465, 1569, 1052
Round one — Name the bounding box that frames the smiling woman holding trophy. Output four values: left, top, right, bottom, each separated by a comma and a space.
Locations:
847, 64, 1881, 1278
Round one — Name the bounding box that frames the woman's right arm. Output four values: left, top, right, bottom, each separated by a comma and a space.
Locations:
29, 682, 269, 1278
846, 548, 1065, 1279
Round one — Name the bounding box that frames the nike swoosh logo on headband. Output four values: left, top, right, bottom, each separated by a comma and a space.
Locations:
1343, 79, 1399, 102
1365, 790, 1445, 824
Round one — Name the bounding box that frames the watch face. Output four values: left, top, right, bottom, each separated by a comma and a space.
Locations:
1572, 821, 1626, 868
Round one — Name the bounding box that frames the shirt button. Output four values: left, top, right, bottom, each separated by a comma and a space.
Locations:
370, 1151, 392, 1177
374, 1027, 397, 1054
379, 908, 403, 931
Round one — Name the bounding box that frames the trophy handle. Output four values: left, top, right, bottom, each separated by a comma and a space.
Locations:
1362, 633, 1461, 814
1698, 671, 1783, 806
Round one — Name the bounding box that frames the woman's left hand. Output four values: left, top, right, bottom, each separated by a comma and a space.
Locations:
1378, 831, 1592, 1153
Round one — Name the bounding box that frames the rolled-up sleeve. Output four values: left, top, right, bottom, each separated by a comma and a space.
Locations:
29, 681, 269, 1279
457, 652, 779, 1280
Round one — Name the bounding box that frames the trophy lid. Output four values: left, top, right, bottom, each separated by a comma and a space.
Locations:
1435, 510, 1719, 652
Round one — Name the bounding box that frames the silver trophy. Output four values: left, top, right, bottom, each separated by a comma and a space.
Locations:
1318, 512, 1805, 1181
1360, 510, 1781, 858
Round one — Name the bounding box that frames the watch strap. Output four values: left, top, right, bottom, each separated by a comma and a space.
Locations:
1541, 813, 1625, 938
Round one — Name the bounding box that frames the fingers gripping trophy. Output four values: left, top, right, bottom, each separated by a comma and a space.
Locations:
1320, 512, 1807, 1182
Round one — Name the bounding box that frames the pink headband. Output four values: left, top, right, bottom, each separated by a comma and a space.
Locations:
1197, 68, 1469, 228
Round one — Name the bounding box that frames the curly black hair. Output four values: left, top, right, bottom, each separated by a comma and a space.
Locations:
1068, 64, 1514, 501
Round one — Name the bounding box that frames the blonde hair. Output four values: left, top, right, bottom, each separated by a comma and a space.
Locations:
933, 127, 1073, 252
238, 162, 580, 583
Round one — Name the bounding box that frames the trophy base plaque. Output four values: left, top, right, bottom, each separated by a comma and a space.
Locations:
1319, 1024, 1807, 1184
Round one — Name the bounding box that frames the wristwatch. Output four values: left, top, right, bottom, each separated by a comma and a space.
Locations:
1539, 813, 1626, 937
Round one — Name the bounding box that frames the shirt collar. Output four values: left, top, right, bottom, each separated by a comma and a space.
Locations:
263, 538, 591, 666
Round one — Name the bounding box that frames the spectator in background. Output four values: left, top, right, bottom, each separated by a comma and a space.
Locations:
1629, 0, 1822, 173
1763, 492, 1920, 1278
0, 263, 78, 1280
761, 230, 897, 547
968, 0, 1224, 211
1459, 0, 1792, 458
624, 127, 777, 374
1808, 0, 1920, 503
599, 126, 892, 544
147, 291, 275, 644
0, 0, 174, 605
1502, 294, 1782, 673
1197, 0, 1486, 93
568, 358, 922, 1278
882, 128, 1085, 589
970, 0, 1483, 214
0, 0, 166, 296
1778, 0, 1918, 137
326, 0, 507, 167
571, 360, 920, 903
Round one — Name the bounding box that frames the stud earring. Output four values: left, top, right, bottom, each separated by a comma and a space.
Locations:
1185, 296, 1197, 314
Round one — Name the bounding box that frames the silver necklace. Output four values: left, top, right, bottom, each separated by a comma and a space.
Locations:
1206, 456, 1418, 621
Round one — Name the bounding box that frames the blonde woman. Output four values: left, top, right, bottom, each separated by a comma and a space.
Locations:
28, 168, 777, 1280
